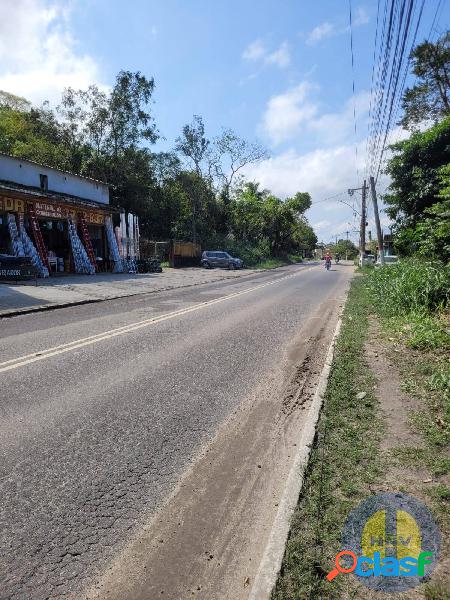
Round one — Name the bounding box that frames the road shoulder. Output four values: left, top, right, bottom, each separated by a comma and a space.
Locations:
272, 274, 449, 600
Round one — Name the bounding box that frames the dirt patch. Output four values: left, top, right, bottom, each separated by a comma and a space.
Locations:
354, 317, 449, 600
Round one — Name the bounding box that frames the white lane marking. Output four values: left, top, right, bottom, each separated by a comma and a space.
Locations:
1, 266, 316, 373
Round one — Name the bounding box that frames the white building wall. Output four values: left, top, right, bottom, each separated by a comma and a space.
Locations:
0, 154, 109, 205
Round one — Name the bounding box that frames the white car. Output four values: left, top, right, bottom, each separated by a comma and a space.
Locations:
376, 255, 398, 266
359, 254, 375, 267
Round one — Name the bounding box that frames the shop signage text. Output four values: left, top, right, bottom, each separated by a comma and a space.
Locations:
0, 195, 105, 224
0, 196, 25, 213
34, 202, 105, 224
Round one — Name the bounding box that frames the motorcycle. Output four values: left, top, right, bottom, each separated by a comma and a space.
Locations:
325, 259, 331, 271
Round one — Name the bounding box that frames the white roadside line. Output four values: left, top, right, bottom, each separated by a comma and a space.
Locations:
0, 266, 316, 374
248, 317, 342, 600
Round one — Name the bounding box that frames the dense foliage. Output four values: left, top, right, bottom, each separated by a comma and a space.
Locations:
384, 116, 450, 261
400, 32, 450, 130
0, 73, 317, 263
366, 258, 450, 316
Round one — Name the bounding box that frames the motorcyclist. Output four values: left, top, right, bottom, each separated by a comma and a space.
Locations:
324, 252, 332, 269
335, 253, 340, 264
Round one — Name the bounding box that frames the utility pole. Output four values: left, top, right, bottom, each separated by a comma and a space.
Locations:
369, 176, 384, 265
345, 231, 349, 260
360, 180, 367, 259
348, 181, 368, 262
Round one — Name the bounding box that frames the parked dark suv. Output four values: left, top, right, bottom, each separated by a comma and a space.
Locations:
201, 251, 243, 269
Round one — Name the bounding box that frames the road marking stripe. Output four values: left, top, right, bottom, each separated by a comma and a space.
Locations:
0, 267, 315, 373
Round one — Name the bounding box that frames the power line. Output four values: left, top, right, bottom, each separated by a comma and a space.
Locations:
348, 0, 359, 180
310, 191, 347, 205
364, 0, 427, 182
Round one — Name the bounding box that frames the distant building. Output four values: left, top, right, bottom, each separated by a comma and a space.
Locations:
0, 153, 124, 274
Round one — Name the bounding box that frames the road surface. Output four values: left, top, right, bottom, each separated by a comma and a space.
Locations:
0, 262, 352, 600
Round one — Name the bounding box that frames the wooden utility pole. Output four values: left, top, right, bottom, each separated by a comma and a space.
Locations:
370, 176, 384, 265
345, 231, 349, 260
360, 180, 367, 259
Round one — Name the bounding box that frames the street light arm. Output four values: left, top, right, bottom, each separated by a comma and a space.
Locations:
338, 198, 361, 216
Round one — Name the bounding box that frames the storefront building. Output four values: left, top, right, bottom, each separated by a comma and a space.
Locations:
0, 154, 124, 275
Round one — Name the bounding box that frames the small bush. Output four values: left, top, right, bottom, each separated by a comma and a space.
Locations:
366, 258, 450, 316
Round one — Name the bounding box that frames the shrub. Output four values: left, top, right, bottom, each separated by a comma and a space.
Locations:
366, 258, 450, 316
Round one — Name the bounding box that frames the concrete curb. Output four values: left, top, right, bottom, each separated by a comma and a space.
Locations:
0, 264, 314, 319
248, 317, 342, 600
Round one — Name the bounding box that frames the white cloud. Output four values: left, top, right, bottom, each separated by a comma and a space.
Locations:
306, 6, 369, 45
242, 133, 402, 242
242, 39, 291, 69
306, 22, 335, 45
353, 6, 369, 26
262, 82, 318, 144
243, 144, 365, 200
308, 90, 371, 145
265, 42, 291, 68
261, 81, 371, 146
0, 0, 104, 105
311, 220, 331, 231
242, 39, 266, 61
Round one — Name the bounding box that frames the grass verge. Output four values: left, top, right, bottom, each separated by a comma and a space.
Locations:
272, 275, 383, 600
273, 261, 449, 599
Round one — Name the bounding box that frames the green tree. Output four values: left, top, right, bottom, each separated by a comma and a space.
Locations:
0, 102, 72, 169
384, 117, 450, 260
213, 129, 269, 201
175, 115, 211, 178
0, 90, 31, 111
229, 182, 316, 257
400, 31, 450, 130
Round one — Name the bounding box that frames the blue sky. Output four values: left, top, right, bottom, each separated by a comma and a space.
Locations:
0, 0, 446, 244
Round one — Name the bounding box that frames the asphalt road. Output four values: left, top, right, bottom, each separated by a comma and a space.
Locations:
0, 262, 352, 600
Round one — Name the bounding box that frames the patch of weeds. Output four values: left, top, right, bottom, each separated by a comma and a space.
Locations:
384, 313, 450, 351
410, 411, 450, 448
391, 446, 426, 464
427, 483, 450, 533
426, 367, 450, 394
424, 580, 450, 600
272, 276, 383, 600
429, 483, 450, 502
391, 447, 450, 477
407, 314, 450, 350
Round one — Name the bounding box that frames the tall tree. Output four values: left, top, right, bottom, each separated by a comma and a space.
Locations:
385, 116, 450, 260
400, 31, 450, 130
175, 115, 211, 178
0, 90, 31, 112
213, 129, 269, 200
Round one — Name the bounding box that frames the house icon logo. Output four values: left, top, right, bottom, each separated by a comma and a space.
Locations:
335, 492, 441, 592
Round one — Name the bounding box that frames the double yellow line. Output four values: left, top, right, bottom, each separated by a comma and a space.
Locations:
1, 269, 308, 374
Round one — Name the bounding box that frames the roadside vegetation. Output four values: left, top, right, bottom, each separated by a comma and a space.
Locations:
274, 31, 450, 599
273, 260, 449, 600
365, 260, 450, 522
273, 276, 382, 599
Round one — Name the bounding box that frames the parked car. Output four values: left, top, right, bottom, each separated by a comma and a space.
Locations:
201, 251, 243, 269
376, 255, 398, 266
358, 253, 375, 267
